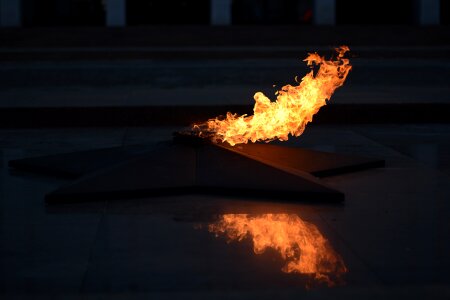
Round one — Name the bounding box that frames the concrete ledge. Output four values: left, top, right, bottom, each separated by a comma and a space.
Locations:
1, 46, 449, 61
1, 26, 449, 48
0, 104, 449, 128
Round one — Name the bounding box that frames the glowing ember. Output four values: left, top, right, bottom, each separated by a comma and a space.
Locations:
208, 214, 347, 286
193, 46, 352, 146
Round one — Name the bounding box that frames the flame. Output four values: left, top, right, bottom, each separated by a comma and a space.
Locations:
193, 46, 352, 146
208, 214, 347, 286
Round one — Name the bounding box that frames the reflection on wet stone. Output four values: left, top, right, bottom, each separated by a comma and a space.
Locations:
203, 213, 347, 288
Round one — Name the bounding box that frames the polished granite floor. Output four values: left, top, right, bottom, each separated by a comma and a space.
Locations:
0, 124, 449, 299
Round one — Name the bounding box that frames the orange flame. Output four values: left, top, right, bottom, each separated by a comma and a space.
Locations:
193, 46, 352, 146
209, 214, 347, 286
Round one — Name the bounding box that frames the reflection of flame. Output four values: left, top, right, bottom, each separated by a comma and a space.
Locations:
208, 214, 347, 286
193, 46, 351, 146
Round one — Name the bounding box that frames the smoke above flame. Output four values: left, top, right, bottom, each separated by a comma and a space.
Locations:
193, 46, 352, 146
208, 214, 347, 287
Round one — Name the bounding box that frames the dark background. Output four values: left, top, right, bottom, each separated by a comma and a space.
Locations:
18, 0, 450, 26
0, 0, 449, 299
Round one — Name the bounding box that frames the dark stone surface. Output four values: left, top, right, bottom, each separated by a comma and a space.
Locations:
9, 135, 385, 178
219, 142, 385, 177
8, 144, 153, 178
196, 144, 344, 202
43, 142, 346, 203
45, 142, 197, 203
1, 125, 449, 298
